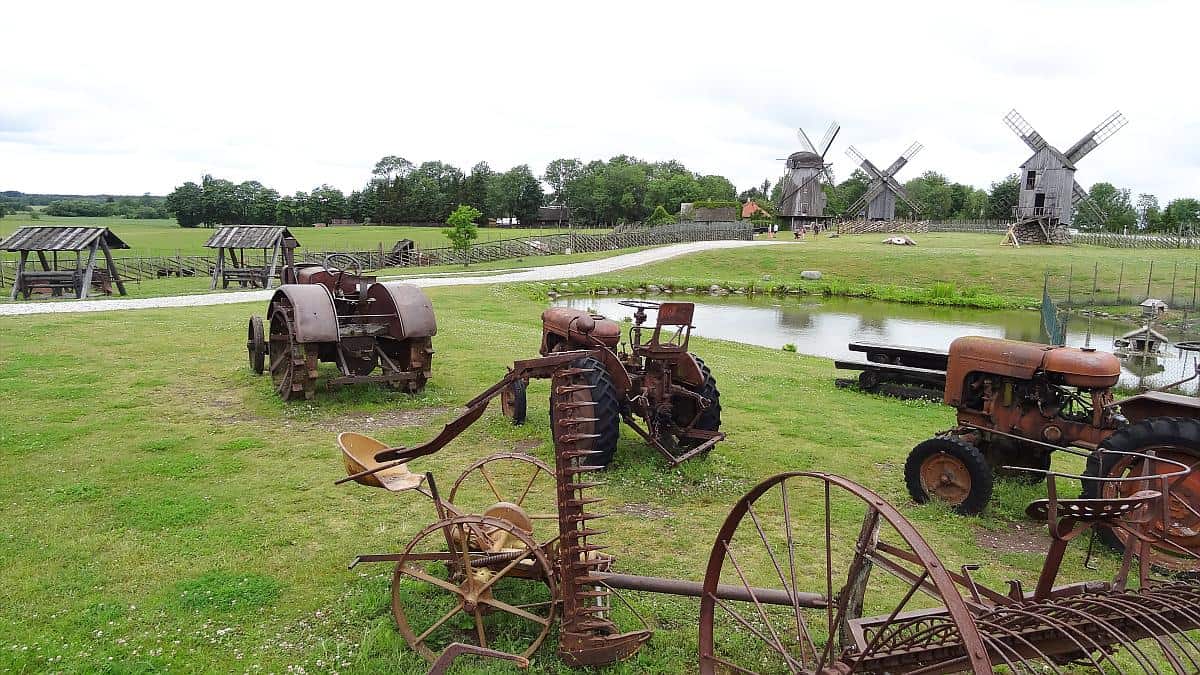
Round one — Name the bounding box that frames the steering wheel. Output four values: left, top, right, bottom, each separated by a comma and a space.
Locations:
322, 253, 363, 293
618, 300, 661, 310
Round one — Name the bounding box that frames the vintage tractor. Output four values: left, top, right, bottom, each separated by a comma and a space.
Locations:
906, 335, 1200, 568
245, 254, 436, 400
508, 300, 724, 466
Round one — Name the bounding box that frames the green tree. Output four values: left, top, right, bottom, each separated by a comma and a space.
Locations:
901, 171, 953, 219
1163, 198, 1200, 235
165, 181, 205, 228
543, 158, 583, 204
444, 204, 481, 265
488, 165, 543, 224
1075, 182, 1135, 232
986, 174, 1020, 220
1135, 193, 1161, 231
645, 205, 674, 226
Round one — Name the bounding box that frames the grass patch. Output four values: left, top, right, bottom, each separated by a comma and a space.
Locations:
171, 571, 282, 613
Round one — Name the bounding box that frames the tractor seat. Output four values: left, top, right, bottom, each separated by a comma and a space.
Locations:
1025, 490, 1160, 522
338, 432, 424, 492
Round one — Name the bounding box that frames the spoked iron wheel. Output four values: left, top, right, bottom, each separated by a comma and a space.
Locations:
246, 315, 266, 375
267, 306, 317, 401
448, 452, 558, 544
1085, 417, 1200, 572
698, 472, 993, 675
391, 515, 557, 664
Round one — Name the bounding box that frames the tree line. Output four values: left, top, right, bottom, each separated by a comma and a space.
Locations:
163, 155, 740, 228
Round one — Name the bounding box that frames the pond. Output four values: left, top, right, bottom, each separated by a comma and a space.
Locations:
553, 294, 1200, 394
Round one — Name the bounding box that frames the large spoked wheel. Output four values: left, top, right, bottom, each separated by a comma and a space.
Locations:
448, 452, 558, 544
391, 515, 557, 664
550, 356, 621, 468
905, 436, 993, 515
698, 472, 992, 675
246, 315, 266, 375
670, 354, 722, 453
267, 304, 317, 401
1083, 417, 1200, 572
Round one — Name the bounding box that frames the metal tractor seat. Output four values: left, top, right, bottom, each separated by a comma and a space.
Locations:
1025, 490, 1161, 522
338, 432, 424, 492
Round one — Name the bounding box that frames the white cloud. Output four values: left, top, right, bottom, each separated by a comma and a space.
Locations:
1, 0, 1196, 201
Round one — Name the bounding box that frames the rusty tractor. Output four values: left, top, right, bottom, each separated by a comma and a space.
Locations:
517, 300, 724, 467
246, 254, 435, 400
336, 357, 1200, 673
906, 336, 1200, 567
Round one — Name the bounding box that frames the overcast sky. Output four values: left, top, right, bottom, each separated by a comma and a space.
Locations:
3, 1, 1197, 201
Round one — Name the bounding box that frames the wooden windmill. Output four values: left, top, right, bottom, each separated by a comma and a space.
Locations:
778, 122, 840, 229
844, 142, 923, 220
1002, 108, 1128, 244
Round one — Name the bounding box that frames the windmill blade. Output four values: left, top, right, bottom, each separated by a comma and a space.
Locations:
845, 146, 884, 180
817, 122, 841, 158
886, 177, 922, 214
1002, 109, 1048, 153
779, 168, 825, 203
797, 128, 818, 154
846, 179, 887, 215
1064, 111, 1128, 164
884, 141, 923, 176
1071, 181, 1108, 225
821, 165, 835, 185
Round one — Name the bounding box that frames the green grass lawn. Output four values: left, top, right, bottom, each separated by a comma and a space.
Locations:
0, 282, 1150, 673
572, 232, 1200, 310
0, 212, 604, 257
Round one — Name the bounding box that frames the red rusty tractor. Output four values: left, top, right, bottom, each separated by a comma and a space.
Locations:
505, 300, 723, 467
246, 254, 436, 400
906, 335, 1200, 569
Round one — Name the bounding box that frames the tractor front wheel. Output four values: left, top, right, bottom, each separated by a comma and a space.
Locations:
1083, 417, 1200, 572
905, 436, 993, 515
550, 356, 620, 468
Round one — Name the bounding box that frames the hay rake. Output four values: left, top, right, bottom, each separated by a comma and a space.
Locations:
337, 357, 1200, 673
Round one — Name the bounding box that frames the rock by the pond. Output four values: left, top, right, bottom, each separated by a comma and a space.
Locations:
883, 236, 917, 246
596, 288, 609, 295
709, 284, 722, 292
685, 287, 696, 293
647, 284, 662, 293
800, 270, 822, 280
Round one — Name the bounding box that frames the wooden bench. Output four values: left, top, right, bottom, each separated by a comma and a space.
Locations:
19, 270, 80, 298
221, 267, 268, 289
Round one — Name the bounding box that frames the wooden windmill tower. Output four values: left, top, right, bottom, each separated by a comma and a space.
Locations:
778, 122, 840, 230
1002, 108, 1128, 244
844, 142, 923, 220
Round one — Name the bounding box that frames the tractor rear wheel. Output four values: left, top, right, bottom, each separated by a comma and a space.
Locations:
550, 356, 620, 468
905, 436, 992, 515
1083, 417, 1200, 572
670, 355, 722, 453
267, 306, 317, 401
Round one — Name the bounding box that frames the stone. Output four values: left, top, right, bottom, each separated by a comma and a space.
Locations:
596, 289, 609, 295
685, 287, 696, 293
800, 270, 822, 280
647, 284, 662, 293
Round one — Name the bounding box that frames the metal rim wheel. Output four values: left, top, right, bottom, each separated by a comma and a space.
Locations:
448, 452, 558, 544
267, 304, 317, 401
247, 315, 266, 375
391, 515, 557, 664
698, 471, 993, 674
905, 436, 993, 515
1084, 417, 1200, 571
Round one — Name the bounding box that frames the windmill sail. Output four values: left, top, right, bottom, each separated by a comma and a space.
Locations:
1064, 111, 1128, 164
1003, 109, 1048, 153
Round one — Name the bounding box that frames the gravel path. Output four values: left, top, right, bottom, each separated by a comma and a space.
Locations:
1, 239, 777, 316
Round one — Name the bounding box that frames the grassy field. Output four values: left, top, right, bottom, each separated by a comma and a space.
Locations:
0, 213, 602, 257
672, 232, 1200, 306
0, 281, 1149, 673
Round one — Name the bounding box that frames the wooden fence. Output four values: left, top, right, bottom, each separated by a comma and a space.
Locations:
0, 222, 753, 287
1070, 232, 1200, 250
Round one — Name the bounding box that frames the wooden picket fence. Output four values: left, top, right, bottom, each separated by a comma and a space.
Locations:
1070, 231, 1200, 250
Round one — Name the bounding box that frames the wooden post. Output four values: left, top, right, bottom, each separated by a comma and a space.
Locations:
1170, 262, 1179, 307
11, 251, 28, 300
211, 248, 225, 289
1116, 261, 1124, 303
101, 238, 126, 296
1193, 264, 1199, 311
1067, 263, 1073, 306
77, 239, 100, 300
36, 250, 50, 271
264, 242, 281, 290
1146, 260, 1154, 300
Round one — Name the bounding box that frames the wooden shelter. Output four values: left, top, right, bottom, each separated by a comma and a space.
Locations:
778, 122, 840, 229
845, 142, 923, 221
1, 226, 129, 300
1002, 109, 1127, 244
203, 226, 298, 290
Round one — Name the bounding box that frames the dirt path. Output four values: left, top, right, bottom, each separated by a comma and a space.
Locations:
1, 239, 777, 316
